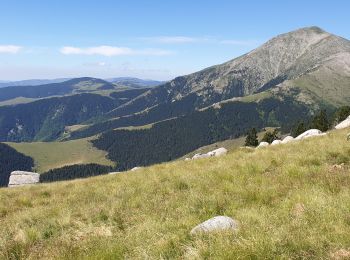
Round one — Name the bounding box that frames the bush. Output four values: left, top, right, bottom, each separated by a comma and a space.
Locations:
245, 128, 258, 147
261, 129, 280, 143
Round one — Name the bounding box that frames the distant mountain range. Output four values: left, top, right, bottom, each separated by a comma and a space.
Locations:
0, 26, 349, 170
0, 78, 71, 88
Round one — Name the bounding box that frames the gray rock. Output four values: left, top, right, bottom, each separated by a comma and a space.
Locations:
192, 153, 211, 160
131, 167, 142, 171
281, 136, 295, 144
207, 147, 228, 157
8, 171, 40, 187
271, 140, 282, 146
257, 142, 269, 148
190, 216, 239, 235
295, 129, 325, 140
335, 116, 350, 130
108, 172, 121, 175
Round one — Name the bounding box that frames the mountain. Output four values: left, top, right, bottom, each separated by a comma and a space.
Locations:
0, 77, 117, 102
106, 77, 164, 88
108, 27, 350, 119
0, 78, 71, 88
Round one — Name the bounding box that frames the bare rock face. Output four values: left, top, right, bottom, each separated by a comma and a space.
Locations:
295, 129, 325, 140
335, 116, 350, 130
257, 142, 269, 148
190, 216, 239, 235
8, 171, 40, 187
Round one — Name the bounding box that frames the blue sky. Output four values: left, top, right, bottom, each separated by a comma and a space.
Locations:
0, 0, 349, 81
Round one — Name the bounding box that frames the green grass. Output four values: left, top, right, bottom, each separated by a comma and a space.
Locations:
1, 129, 350, 259
5, 138, 114, 173
0, 97, 40, 107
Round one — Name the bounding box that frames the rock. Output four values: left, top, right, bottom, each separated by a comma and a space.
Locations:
271, 140, 282, 146
335, 116, 350, 130
8, 171, 40, 187
131, 167, 141, 171
257, 142, 269, 148
192, 153, 211, 160
184, 158, 191, 161
295, 129, 325, 140
108, 172, 121, 175
190, 216, 239, 235
281, 136, 294, 144
207, 147, 228, 157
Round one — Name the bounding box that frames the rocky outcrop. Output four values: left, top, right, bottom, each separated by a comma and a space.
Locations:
190, 216, 239, 235
191, 147, 228, 160
8, 171, 40, 187
335, 116, 350, 130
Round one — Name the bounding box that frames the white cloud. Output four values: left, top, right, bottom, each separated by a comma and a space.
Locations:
0, 45, 22, 54
60, 45, 173, 56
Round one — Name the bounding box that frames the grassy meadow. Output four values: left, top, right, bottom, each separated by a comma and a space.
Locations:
1, 128, 350, 259
6, 138, 114, 173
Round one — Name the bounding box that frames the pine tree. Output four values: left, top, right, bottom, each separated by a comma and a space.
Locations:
333, 106, 350, 125
291, 121, 307, 137
261, 129, 279, 143
245, 128, 258, 147
311, 110, 330, 132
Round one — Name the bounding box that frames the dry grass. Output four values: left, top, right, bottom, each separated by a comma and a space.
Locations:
1, 129, 350, 259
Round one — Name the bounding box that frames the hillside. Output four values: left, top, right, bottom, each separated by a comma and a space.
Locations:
5, 138, 114, 173
0, 128, 350, 258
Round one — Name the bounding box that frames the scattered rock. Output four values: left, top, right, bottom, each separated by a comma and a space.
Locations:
8, 171, 40, 188
281, 136, 294, 144
190, 216, 239, 235
191, 147, 228, 160
295, 129, 325, 140
335, 116, 350, 130
131, 167, 142, 171
257, 142, 269, 148
108, 172, 121, 175
184, 158, 191, 161
207, 147, 228, 157
271, 140, 282, 146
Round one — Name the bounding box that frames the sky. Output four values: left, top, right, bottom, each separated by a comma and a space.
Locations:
0, 0, 349, 81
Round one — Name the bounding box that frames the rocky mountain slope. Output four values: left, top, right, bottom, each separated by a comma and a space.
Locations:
108, 27, 350, 118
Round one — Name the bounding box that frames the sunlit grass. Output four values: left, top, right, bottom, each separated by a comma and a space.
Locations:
1, 129, 350, 259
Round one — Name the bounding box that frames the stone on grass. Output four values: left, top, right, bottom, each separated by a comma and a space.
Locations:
8, 171, 40, 187
281, 136, 294, 144
295, 129, 325, 140
131, 167, 142, 171
190, 216, 239, 235
257, 142, 269, 148
192, 153, 211, 160
207, 147, 228, 157
271, 140, 282, 146
335, 116, 350, 130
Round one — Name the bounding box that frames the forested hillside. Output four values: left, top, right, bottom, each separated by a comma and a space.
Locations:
92, 96, 311, 170
0, 143, 34, 187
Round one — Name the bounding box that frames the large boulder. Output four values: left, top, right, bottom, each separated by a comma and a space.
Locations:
207, 147, 228, 157
257, 142, 269, 148
190, 216, 239, 235
295, 129, 325, 140
271, 140, 282, 146
8, 171, 40, 188
192, 153, 211, 160
335, 116, 350, 130
281, 136, 294, 144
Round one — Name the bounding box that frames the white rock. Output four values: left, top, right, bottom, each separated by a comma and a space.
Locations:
295, 129, 324, 140
184, 158, 191, 161
207, 147, 228, 157
8, 171, 40, 187
131, 167, 142, 171
257, 142, 269, 148
335, 116, 350, 130
190, 216, 239, 235
192, 153, 211, 160
271, 140, 282, 146
281, 136, 294, 144
108, 172, 121, 175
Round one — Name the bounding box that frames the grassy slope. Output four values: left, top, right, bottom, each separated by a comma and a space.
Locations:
5, 138, 114, 173
1, 129, 350, 259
